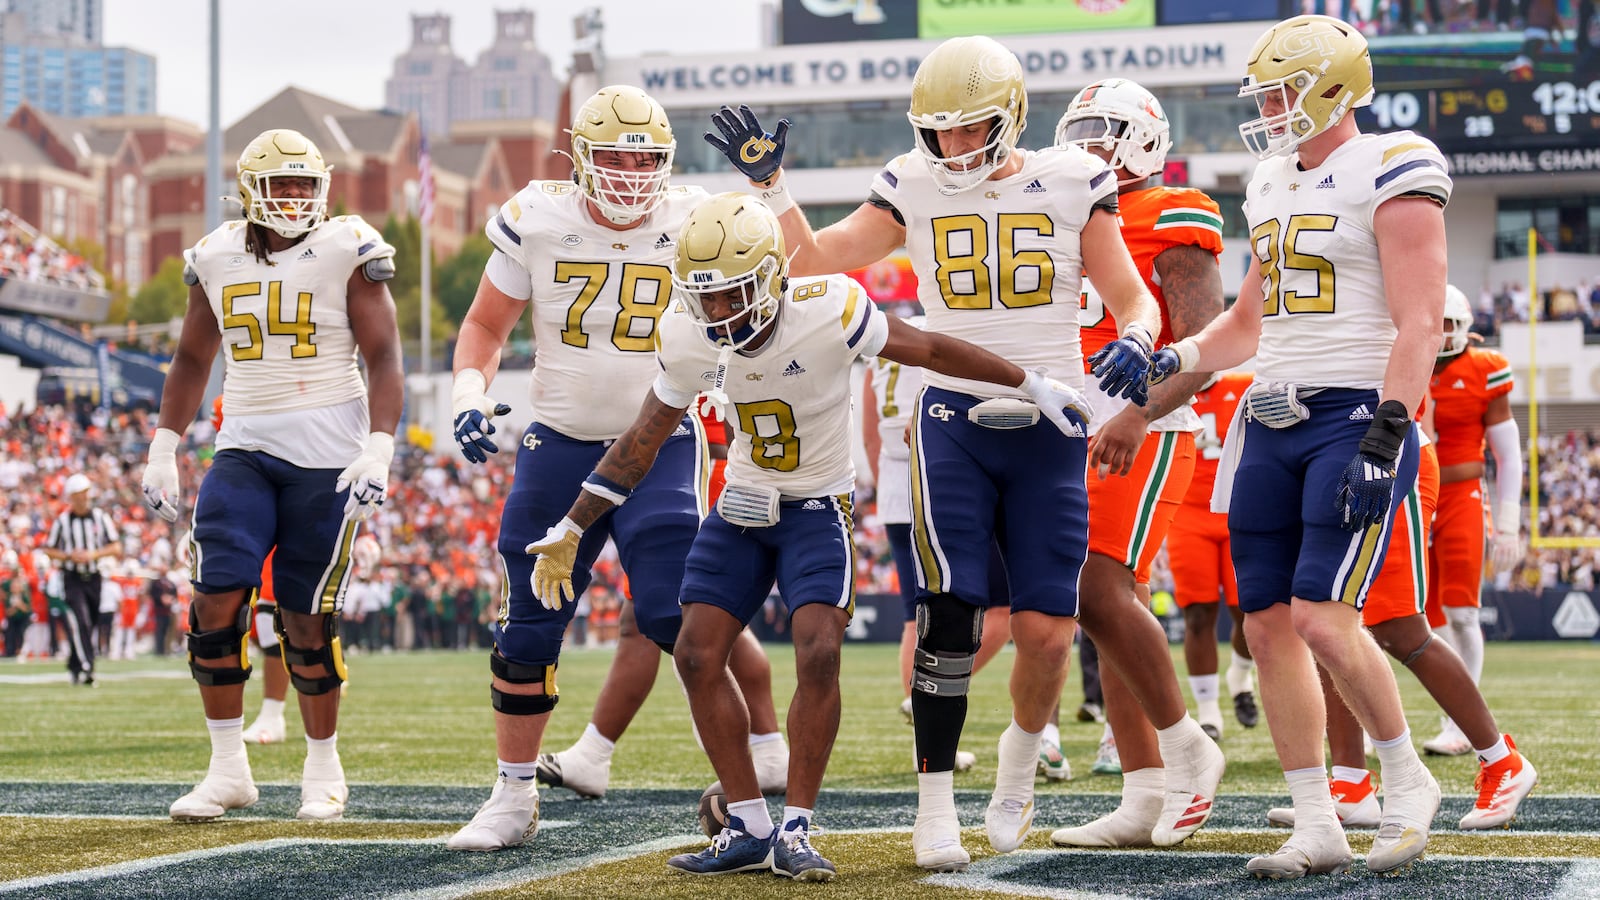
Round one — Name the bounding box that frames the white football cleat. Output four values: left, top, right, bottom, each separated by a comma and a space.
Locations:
1246, 822, 1353, 880
1091, 734, 1122, 776
1367, 768, 1440, 874
447, 776, 540, 851
899, 696, 913, 725
170, 766, 259, 823
1152, 728, 1225, 846
1049, 800, 1159, 848
912, 809, 969, 872
954, 750, 976, 772
752, 738, 790, 795
297, 775, 349, 821
986, 727, 1038, 853
1266, 771, 1381, 829
241, 715, 287, 745
1422, 721, 1472, 757
534, 745, 610, 798
1460, 737, 1537, 830
1037, 739, 1072, 782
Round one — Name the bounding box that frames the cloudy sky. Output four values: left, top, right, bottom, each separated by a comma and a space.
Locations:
103, 0, 765, 127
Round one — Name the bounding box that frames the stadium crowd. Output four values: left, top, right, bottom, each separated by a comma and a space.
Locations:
0, 209, 104, 291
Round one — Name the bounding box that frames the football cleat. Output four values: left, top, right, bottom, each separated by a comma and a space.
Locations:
1366, 768, 1440, 874
955, 750, 976, 772
1037, 739, 1072, 782
1233, 691, 1260, 728
169, 767, 259, 823
900, 696, 913, 725
912, 809, 969, 872
1266, 771, 1381, 829
241, 715, 287, 745
751, 738, 790, 795
1422, 722, 1472, 757
1459, 736, 1537, 830
771, 818, 836, 882
666, 816, 775, 875
1077, 702, 1105, 723
1199, 720, 1222, 742
1049, 797, 1160, 848
1246, 825, 1354, 880
447, 776, 540, 851
1091, 735, 1122, 776
987, 727, 1038, 852
535, 746, 610, 798
297, 775, 348, 821
1151, 730, 1225, 846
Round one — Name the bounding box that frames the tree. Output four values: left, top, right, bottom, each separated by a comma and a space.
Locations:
434, 232, 492, 325
128, 256, 189, 324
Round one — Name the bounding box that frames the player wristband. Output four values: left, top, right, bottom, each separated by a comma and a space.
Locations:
580, 472, 633, 506
1357, 399, 1411, 464
1169, 338, 1200, 373
757, 169, 795, 217
149, 427, 181, 459
1121, 322, 1154, 354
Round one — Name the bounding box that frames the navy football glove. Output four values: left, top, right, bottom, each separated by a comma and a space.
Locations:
705, 105, 790, 185
1147, 347, 1183, 387
454, 404, 513, 465
1335, 400, 1410, 532
1087, 325, 1153, 406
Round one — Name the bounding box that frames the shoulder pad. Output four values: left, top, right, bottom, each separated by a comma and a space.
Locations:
182, 263, 199, 286
541, 182, 576, 195
362, 257, 396, 283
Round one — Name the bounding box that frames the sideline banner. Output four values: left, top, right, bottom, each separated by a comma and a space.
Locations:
918, 0, 1155, 37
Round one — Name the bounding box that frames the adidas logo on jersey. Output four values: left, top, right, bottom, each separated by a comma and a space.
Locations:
654, 233, 673, 249
1453, 379, 1466, 389
1348, 404, 1374, 421
1023, 179, 1046, 193
802, 499, 826, 511
1316, 174, 1336, 189
671, 423, 690, 437
297, 247, 317, 261
783, 360, 807, 376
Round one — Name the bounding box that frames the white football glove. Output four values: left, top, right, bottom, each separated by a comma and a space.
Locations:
1490, 506, 1523, 573
1021, 369, 1093, 438
335, 432, 395, 523
526, 518, 583, 611
141, 428, 183, 523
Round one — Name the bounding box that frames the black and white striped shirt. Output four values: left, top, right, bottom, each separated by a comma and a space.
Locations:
47, 508, 120, 577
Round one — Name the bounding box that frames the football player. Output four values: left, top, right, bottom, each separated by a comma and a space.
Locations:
705, 37, 1220, 870
141, 128, 403, 823
1045, 78, 1230, 850
1424, 285, 1523, 754
1149, 14, 1449, 878
527, 193, 1092, 880
446, 87, 785, 852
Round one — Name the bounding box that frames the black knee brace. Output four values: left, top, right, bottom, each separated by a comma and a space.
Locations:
1400, 632, 1434, 668
912, 594, 984, 697
275, 609, 347, 696
187, 603, 253, 687
490, 650, 559, 716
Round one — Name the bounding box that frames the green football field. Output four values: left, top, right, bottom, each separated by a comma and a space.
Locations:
2, 641, 1597, 898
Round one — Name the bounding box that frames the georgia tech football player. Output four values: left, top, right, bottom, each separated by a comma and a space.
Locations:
1148, 13, 1458, 879
446, 87, 789, 852
141, 127, 403, 824
523, 191, 1092, 879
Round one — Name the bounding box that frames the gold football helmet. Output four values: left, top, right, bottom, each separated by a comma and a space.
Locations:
1440, 284, 1473, 359
570, 85, 675, 225
1056, 78, 1171, 184
1238, 14, 1373, 159
907, 36, 1027, 195
237, 129, 331, 238
672, 193, 785, 350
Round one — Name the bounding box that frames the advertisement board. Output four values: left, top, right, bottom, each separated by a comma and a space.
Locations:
918, 0, 1155, 38
781, 0, 918, 45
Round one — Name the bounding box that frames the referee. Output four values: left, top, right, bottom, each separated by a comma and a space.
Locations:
43, 474, 120, 686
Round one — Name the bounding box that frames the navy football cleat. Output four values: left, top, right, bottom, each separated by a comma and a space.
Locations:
667, 816, 775, 875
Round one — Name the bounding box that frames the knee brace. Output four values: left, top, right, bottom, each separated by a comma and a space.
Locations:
254, 598, 280, 651
1399, 632, 1434, 668
186, 602, 253, 687
912, 594, 984, 698
275, 609, 347, 696
490, 649, 559, 716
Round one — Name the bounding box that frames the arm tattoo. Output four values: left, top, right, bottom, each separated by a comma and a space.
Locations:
1142, 243, 1225, 420
570, 397, 689, 531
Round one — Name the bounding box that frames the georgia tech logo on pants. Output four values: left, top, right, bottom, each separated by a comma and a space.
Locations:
927, 403, 956, 422
740, 136, 777, 164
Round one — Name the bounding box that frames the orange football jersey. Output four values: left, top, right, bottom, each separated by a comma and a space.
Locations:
1080, 185, 1225, 363
1183, 371, 1253, 507
1429, 347, 1513, 468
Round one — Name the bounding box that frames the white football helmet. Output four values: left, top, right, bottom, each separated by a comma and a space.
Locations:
907, 36, 1028, 196
1238, 14, 1374, 160
1056, 78, 1172, 185
672, 193, 786, 351
570, 85, 675, 225
1440, 284, 1473, 359
237, 129, 331, 238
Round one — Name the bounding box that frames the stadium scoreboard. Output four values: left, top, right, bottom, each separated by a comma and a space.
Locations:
1360, 78, 1600, 151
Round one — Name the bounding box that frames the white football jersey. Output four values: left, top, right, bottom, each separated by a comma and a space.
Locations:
1243, 131, 1451, 388
654, 274, 889, 498
871, 146, 1116, 397
487, 180, 711, 441
868, 315, 926, 463
185, 216, 394, 467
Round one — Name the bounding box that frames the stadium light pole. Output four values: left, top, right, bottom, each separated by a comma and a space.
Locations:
204, 0, 221, 231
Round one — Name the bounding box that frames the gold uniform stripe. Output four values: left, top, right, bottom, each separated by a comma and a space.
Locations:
1339, 521, 1386, 607
691, 413, 712, 519
319, 517, 362, 613
507, 197, 523, 222
837, 493, 857, 618
907, 408, 944, 593
1381, 141, 1431, 164
840, 282, 861, 330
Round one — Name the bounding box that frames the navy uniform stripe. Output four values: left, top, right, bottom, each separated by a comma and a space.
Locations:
1089, 169, 1112, 190
881, 169, 898, 188
357, 240, 376, 256
495, 215, 522, 246
846, 307, 873, 349
1374, 158, 1442, 190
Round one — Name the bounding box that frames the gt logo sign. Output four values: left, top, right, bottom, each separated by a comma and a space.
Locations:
927, 403, 956, 422
798, 0, 886, 24
740, 136, 777, 164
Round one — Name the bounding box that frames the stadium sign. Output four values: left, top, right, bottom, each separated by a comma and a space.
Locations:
616, 21, 1261, 106
1447, 148, 1600, 176
0, 276, 110, 322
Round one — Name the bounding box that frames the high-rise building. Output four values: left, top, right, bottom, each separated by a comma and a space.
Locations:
0, 0, 153, 120
385, 9, 558, 136
1, 0, 102, 47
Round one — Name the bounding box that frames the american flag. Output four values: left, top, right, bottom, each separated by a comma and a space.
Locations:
418, 133, 435, 226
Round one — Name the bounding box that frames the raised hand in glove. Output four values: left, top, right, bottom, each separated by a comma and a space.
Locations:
453, 368, 512, 464
141, 427, 183, 523
705, 105, 790, 185
1020, 369, 1093, 438
1335, 400, 1410, 532
336, 432, 395, 523
1087, 324, 1154, 406
526, 517, 583, 611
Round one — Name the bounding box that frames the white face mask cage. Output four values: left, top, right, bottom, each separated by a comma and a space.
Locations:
576, 138, 675, 225
1056, 115, 1167, 184
1238, 71, 1326, 160
1440, 287, 1474, 358
673, 256, 781, 351
908, 109, 1014, 196
244, 169, 330, 237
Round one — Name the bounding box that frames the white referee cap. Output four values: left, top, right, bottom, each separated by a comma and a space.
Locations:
64, 474, 92, 497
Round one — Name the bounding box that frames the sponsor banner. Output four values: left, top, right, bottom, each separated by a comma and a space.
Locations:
0, 276, 110, 322
918, 0, 1154, 38
848, 252, 919, 304
781, 0, 918, 45
1484, 589, 1600, 641
750, 592, 902, 642
614, 21, 1261, 106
